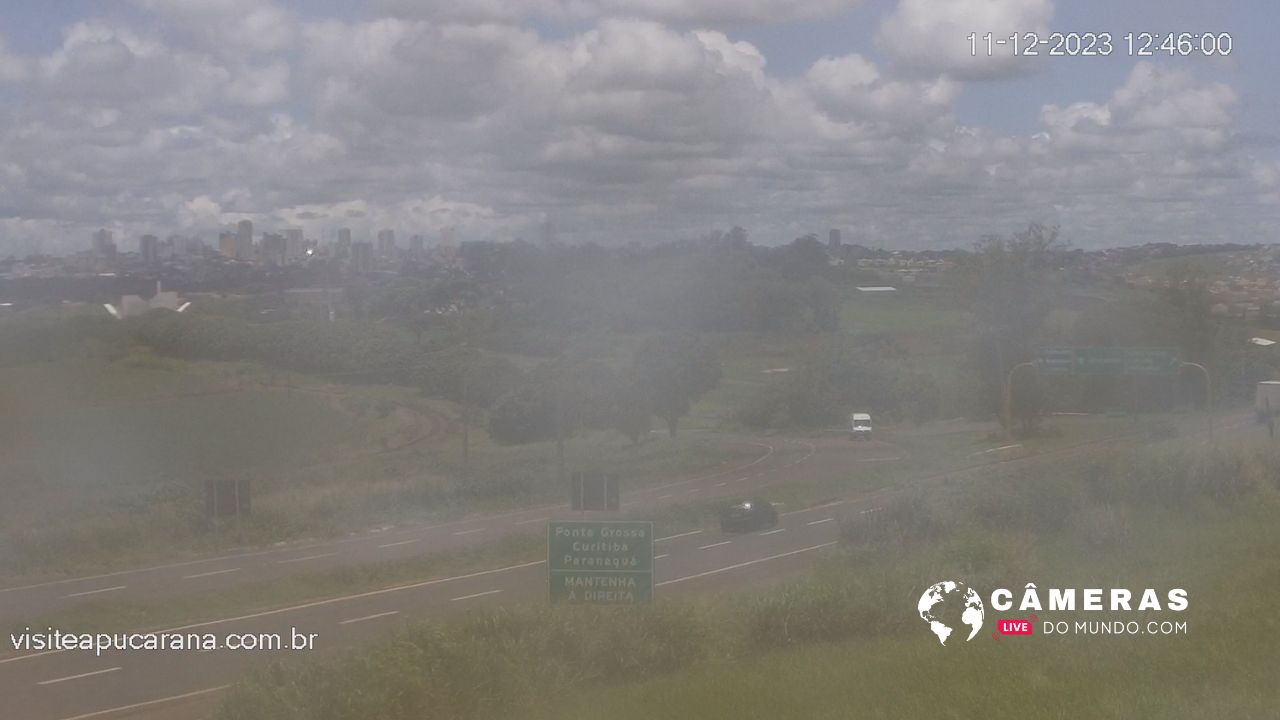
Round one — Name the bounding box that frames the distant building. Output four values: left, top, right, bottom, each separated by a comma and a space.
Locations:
92, 229, 117, 259
105, 281, 188, 319
260, 232, 286, 266
351, 241, 373, 273
218, 232, 238, 259
139, 234, 159, 265
409, 234, 425, 258
377, 229, 396, 258
284, 227, 304, 263
335, 227, 352, 259
236, 220, 254, 260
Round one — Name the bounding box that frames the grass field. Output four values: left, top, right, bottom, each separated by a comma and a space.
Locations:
215, 439, 1280, 720
0, 356, 747, 580
532, 507, 1278, 720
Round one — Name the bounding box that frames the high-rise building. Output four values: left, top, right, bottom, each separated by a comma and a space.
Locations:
335, 228, 352, 259
351, 241, 373, 273
829, 229, 841, 249
92, 229, 117, 259
139, 234, 159, 265
218, 232, 237, 259
376, 229, 396, 258
236, 220, 254, 260
409, 234, 425, 258
260, 233, 286, 266
284, 227, 304, 263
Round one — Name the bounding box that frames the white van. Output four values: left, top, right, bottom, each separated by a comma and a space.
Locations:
850, 413, 872, 440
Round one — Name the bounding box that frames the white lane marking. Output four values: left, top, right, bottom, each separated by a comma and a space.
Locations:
640, 440, 775, 494
451, 589, 503, 602
857, 457, 901, 463
698, 541, 732, 550
339, 610, 400, 625
277, 552, 337, 564
0, 549, 280, 595
807, 518, 834, 526
38, 667, 121, 686
859, 507, 884, 515
514, 517, 550, 526
0, 559, 549, 667
781, 500, 844, 517
182, 568, 241, 580
452, 528, 485, 536
53, 685, 231, 720
657, 494, 673, 500
759, 528, 786, 536
377, 539, 419, 549
60, 585, 126, 599
969, 443, 1022, 457
656, 530, 702, 542
733, 476, 748, 483
654, 554, 670, 560
656, 542, 838, 587
714, 482, 727, 487
687, 489, 700, 494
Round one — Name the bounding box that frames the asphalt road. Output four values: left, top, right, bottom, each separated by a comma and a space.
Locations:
1, 411, 1259, 720
0, 435, 806, 624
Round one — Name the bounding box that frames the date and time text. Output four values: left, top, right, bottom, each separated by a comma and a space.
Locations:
968, 32, 1233, 58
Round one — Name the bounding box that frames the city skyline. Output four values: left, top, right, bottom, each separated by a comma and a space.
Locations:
0, 1, 1277, 255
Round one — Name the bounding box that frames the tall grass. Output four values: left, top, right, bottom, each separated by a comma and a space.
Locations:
217, 438, 1280, 720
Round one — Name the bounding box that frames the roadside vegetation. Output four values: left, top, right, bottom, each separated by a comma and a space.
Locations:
217, 439, 1280, 720
4, 232, 1277, 583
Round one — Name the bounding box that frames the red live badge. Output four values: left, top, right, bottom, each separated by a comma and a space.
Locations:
992, 614, 1037, 640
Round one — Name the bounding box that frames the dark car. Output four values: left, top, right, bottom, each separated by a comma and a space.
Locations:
719, 498, 778, 533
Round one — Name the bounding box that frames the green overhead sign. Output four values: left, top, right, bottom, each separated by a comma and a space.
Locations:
548, 520, 654, 605
1037, 347, 1181, 376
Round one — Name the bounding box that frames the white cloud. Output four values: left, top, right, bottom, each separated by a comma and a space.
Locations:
0, 6, 1275, 255
876, 0, 1053, 80
128, 0, 295, 55
0, 36, 28, 83
376, 0, 862, 25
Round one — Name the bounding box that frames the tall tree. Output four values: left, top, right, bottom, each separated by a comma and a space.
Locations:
960, 223, 1070, 424
633, 334, 721, 438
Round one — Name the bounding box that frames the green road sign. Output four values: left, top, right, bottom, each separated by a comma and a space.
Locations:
548, 520, 654, 605
1037, 347, 1180, 376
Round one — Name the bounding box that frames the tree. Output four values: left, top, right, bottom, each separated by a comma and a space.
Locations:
960, 223, 1070, 423
608, 380, 652, 445
632, 334, 721, 438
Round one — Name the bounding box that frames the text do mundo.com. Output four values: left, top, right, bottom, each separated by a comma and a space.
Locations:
11, 627, 318, 658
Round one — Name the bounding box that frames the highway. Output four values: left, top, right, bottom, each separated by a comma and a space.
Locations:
0, 436, 800, 624
0, 412, 1259, 720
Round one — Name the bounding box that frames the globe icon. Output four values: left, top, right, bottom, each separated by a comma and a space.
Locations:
917, 580, 984, 645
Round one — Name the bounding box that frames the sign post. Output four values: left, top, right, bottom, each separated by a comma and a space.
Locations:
548, 520, 654, 605
571, 472, 620, 512
1029, 347, 1211, 443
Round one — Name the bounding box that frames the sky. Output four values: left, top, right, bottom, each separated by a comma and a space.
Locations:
0, 0, 1277, 255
